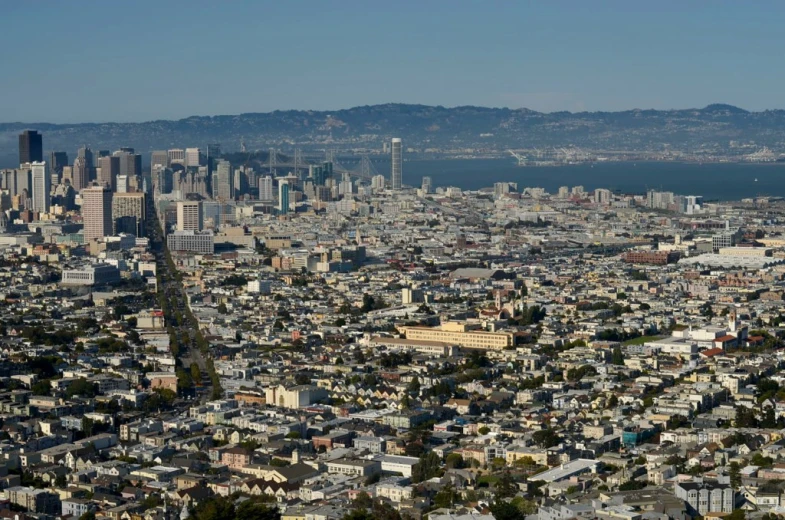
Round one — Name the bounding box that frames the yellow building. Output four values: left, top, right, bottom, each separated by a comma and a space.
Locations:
399, 321, 514, 350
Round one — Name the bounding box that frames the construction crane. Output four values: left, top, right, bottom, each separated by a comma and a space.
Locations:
507, 150, 527, 166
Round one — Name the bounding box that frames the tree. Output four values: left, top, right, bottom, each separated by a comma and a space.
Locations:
351, 491, 373, 511
478, 426, 491, 435
234, 498, 280, 520
445, 453, 464, 469
193, 496, 236, 520
411, 451, 441, 483
728, 461, 741, 489
79, 512, 96, 520
511, 497, 538, 515
407, 375, 421, 394
190, 363, 202, 385
495, 469, 518, 499
532, 429, 562, 448
611, 346, 624, 365
489, 501, 521, 520
217, 303, 228, 314
66, 378, 97, 398
433, 485, 459, 509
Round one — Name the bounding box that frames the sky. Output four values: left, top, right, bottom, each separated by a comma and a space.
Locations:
2, 1, 784, 123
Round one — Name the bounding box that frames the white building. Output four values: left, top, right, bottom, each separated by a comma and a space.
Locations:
259, 176, 274, 201
391, 138, 402, 190
167, 230, 214, 254
31, 161, 50, 214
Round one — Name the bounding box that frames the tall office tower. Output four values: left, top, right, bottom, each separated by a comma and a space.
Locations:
49, 151, 68, 185
259, 176, 274, 201
322, 161, 334, 180
116, 175, 129, 193
339, 174, 353, 197
233, 168, 248, 198
310, 165, 325, 186
18, 130, 43, 165
72, 157, 88, 191
177, 201, 203, 231
98, 156, 120, 191
168, 149, 185, 165
31, 162, 50, 214
185, 148, 202, 168
151, 150, 169, 170
278, 182, 290, 215
558, 186, 570, 199
61, 166, 73, 187
77, 146, 94, 169
112, 192, 146, 236
391, 138, 402, 190
82, 186, 113, 241
152, 164, 173, 194
214, 160, 233, 200
114, 149, 142, 178
421, 176, 432, 194
371, 174, 386, 191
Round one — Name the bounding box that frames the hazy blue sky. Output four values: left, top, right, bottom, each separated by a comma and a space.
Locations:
2, 1, 784, 123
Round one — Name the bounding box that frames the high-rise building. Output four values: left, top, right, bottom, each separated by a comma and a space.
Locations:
391, 138, 402, 190
259, 176, 274, 201
49, 151, 68, 185
421, 176, 432, 194
152, 164, 173, 194
116, 175, 129, 193
77, 146, 94, 170
278, 183, 290, 215
112, 192, 146, 236
214, 160, 233, 200
98, 156, 120, 191
114, 149, 142, 179
82, 186, 113, 242
371, 175, 386, 191
31, 162, 50, 214
177, 201, 203, 231
151, 150, 169, 169
18, 130, 43, 165
72, 156, 88, 191
168, 149, 185, 165
185, 148, 202, 168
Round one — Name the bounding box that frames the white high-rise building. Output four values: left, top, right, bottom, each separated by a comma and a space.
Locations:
371, 175, 386, 191
391, 138, 402, 190
259, 176, 274, 201
177, 201, 203, 231
185, 148, 201, 168
82, 186, 113, 242
168, 149, 185, 165
31, 161, 50, 214
116, 175, 129, 193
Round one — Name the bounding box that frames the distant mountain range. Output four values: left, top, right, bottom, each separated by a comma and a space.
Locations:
2, 103, 785, 165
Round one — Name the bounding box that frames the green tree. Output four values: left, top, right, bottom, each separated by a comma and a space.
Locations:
728, 461, 741, 489
407, 375, 421, 394
489, 501, 521, 520
478, 426, 491, 435
193, 497, 236, 520
495, 469, 518, 499
611, 346, 624, 365
66, 378, 97, 398
445, 453, 464, 469
234, 498, 280, 520
532, 428, 562, 448
190, 363, 202, 385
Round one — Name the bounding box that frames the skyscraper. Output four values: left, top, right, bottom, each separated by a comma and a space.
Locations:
77, 146, 94, 170
18, 130, 43, 165
98, 156, 120, 191
72, 156, 88, 191
259, 176, 274, 201
185, 148, 202, 168
31, 162, 50, 214
177, 201, 203, 231
114, 149, 142, 179
278, 182, 290, 215
215, 160, 233, 201
112, 192, 146, 236
391, 138, 402, 190
421, 176, 432, 194
82, 186, 113, 242
49, 151, 68, 185
151, 150, 169, 169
